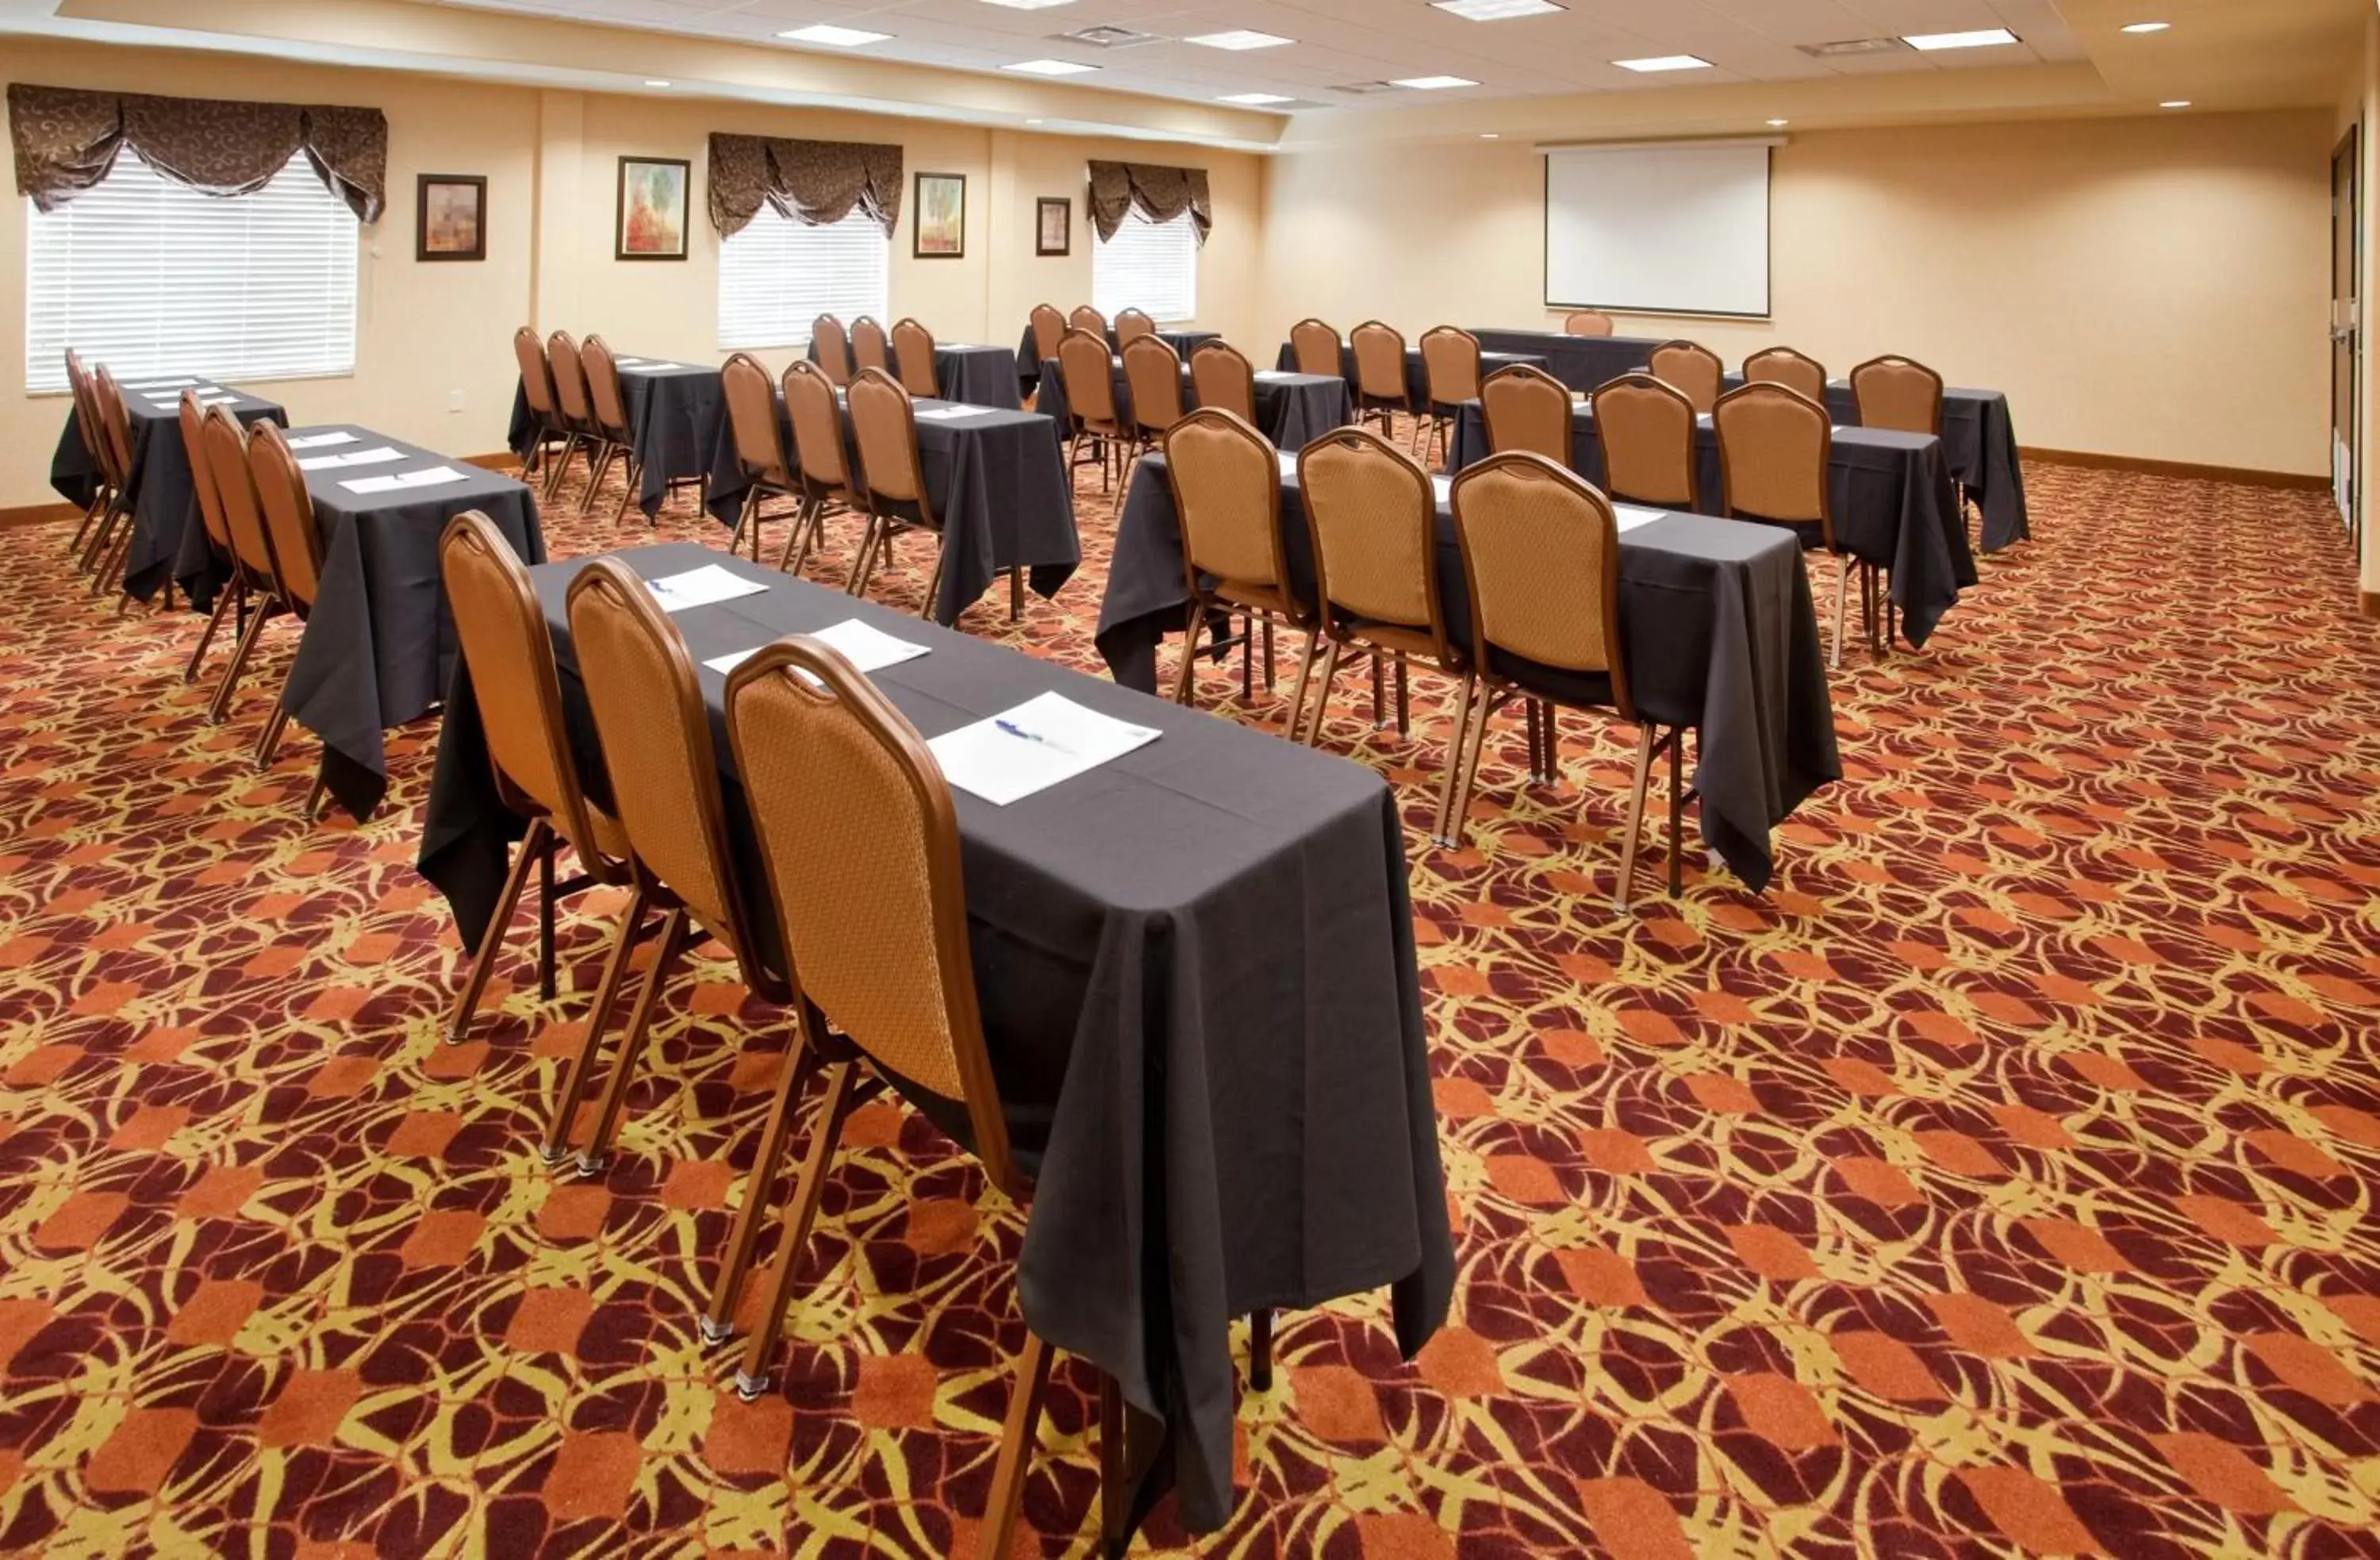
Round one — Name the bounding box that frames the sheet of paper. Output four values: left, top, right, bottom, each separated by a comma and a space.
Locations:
127, 378, 199, 391
1253, 371, 1296, 382
286, 431, 358, 450
703, 647, 762, 676
1431, 474, 1453, 503
647, 563, 769, 613
703, 618, 931, 680
394, 465, 467, 487
340, 474, 407, 494
927, 691, 1161, 807
1277, 450, 1300, 479
198, 394, 240, 406
915, 405, 988, 421
297, 454, 347, 471
343, 446, 405, 467
620, 361, 681, 373
1614, 504, 1668, 533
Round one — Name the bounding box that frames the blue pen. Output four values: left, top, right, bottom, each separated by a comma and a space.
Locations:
995, 719, 1043, 745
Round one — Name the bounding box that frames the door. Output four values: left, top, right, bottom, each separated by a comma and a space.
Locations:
2336, 125, 2361, 547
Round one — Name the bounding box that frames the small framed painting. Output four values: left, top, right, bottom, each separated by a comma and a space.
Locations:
914, 171, 965, 259
616, 156, 689, 261
1036, 196, 1070, 257
416, 175, 486, 262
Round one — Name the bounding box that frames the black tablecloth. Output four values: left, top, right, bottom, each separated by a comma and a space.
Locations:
52, 380, 288, 609
1468, 329, 1667, 394
703, 395, 1078, 626
1270, 343, 1550, 415
1015, 325, 1220, 394
803, 340, 1026, 413
1098, 456, 1840, 893
415, 541, 1453, 1536
508, 357, 724, 523
1449, 401, 1976, 649
280, 426, 544, 820
1033, 356, 1353, 452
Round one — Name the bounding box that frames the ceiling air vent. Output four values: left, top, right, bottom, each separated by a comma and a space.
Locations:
1057, 25, 1167, 48
1332, 81, 1403, 95
1797, 37, 1910, 58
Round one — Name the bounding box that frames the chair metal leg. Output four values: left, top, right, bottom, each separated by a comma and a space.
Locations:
977, 1328, 1054, 1560
1098, 1372, 1131, 1558
66, 493, 105, 558
181, 579, 239, 685
536, 842, 559, 1002
777, 497, 812, 572
578, 444, 613, 517
1250, 1309, 1273, 1392
1170, 601, 1204, 706
732, 1058, 858, 1398
1303, 639, 1345, 747
207, 593, 273, 725
1441, 683, 1497, 850
1395, 656, 1411, 738
1615, 724, 1656, 909
919, 538, 948, 622
574, 906, 691, 1176
1831, 552, 1848, 670
1283, 629, 1321, 740
612, 454, 641, 525
538, 888, 647, 1157
1240, 613, 1257, 702
703, 1028, 824, 1346
1429, 672, 1480, 846
1370, 651, 1388, 728
445, 817, 551, 1045
1540, 703, 1557, 785
844, 515, 883, 596
253, 655, 301, 771
1009, 564, 1024, 623
1668, 728, 1686, 897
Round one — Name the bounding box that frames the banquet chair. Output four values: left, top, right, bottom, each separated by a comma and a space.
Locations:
175, 391, 245, 685
1115, 307, 1157, 346
1190, 341, 1257, 424
1123, 334, 1187, 485
62, 350, 117, 564
1649, 340, 1723, 414
1161, 408, 1319, 720
1417, 327, 1483, 468
1029, 303, 1068, 371
1349, 321, 1409, 440
1850, 355, 1945, 436
780, 359, 858, 578
1564, 310, 1616, 337
512, 327, 571, 494
84, 367, 140, 598
553, 561, 790, 1176
1058, 328, 1130, 493
851, 317, 892, 376
721, 352, 802, 567
198, 406, 294, 730
716, 637, 1133, 1558
892, 317, 940, 398
1298, 427, 1469, 809
1592, 374, 1700, 512
244, 421, 336, 792
547, 332, 603, 507
1445, 451, 1687, 904
1744, 347, 1829, 405
436, 512, 635, 1047
848, 367, 970, 616
1714, 382, 1870, 668
1069, 305, 1106, 339
1482, 364, 1573, 467
1292, 318, 1343, 378
578, 336, 644, 524
812, 315, 854, 388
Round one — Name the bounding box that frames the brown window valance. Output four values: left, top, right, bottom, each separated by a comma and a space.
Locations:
6, 83, 388, 223
708, 133, 903, 240
1087, 159, 1211, 246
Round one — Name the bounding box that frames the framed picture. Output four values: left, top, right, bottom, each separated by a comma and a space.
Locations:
416, 175, 486, 262
616, 156, 689, 261
914, 171, 965, 259
1035, 196, 1070, 257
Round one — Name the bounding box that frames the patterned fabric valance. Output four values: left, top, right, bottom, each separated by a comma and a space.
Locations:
1086, 159, 1211, 246
6, 83, 388, 223
707, 133, 904, 240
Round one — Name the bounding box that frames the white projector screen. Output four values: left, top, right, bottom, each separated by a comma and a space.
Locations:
1545, 143, 1773, 318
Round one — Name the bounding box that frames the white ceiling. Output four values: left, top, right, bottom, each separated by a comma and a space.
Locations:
421, 0, 2086, 111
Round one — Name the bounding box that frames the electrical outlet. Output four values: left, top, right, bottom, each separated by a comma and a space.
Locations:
447, 390, 466, 413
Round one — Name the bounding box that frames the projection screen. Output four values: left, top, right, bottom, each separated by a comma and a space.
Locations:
1544, 141, 1775, 318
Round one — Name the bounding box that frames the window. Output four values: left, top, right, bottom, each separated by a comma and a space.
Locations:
717, 205, 891, 352
1092, 209, 1198, 325
25, 149, 359, 394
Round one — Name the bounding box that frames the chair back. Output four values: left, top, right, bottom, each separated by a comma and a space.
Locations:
892, 317, 939, 398
202, 405, 279, 587
1481, 364, 1573, 466
1115, 308, 1157, 345
178, 391, 233, 558
721, 352, 794, 489
812, 316, 853, 387
580, 334, 632, 440
1349, 321, 1407, 404
1067, 305, 1106, 339
1030, 304, 1067, 366
1190, 342, 1255, 423
1450, 451, 1633, 718
90, 366, 135, 490
851, 317, 891, 376
1419, 327, 1482, 409
1058, 329, 1119, 425
782, 359, 850, 494
1123, 335, 1185, 436
1564, 310, 1615, 337
848, 367, 928, 511
564, 559, 775, 989
1714, 382, 1833, 545
1299, 426, 1442, 647
512, 327, 559, 418
245, 421, 325, 613
1292, 319, 1342, 378
725, 640, 1019, 1192
1592, 374, 1699, 510
1649, 340, 1722, 414
440, 512, 621, 877
1744, 347, 1828, 405
547, 332, 593, 425
1161, 409, 1292, 599
66, 350, 109, 474
1851, 355, 1945, 436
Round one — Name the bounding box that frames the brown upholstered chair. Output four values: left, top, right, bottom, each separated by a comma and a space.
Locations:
1482, 364, 1574, 467
1191, 341, 1257, 425
720, 352, 801, 566
1564, 310, 1616, 337
551, 559, 790, 1175
547, 331, 601, 502
812, 315, 854, 388
1123, 334, 1187, 483
578, 335, 643, 523
1058, 327, 1129, 492
1745, 347, 1829, 406
175, 390, 244, 685
84, 367, 140, 597
1445, 451, 1684, 903
1069, 305, 1107, 338
1292, 318, 1343, 378
1714, 382, 1867, 667
1592, 374, 1699, 512
847, 367, 964, 614
437, 512, 635, 1048
1649, 340, 1722, 415
1416, 326, 1483, 467
1850, 355, 1945, 436
513, 327, 571, 494
62, 349, 117, 565
1161, 408, 1318, 720
1029, 304, 1067, 369
851, 316, 891, 376
243, 421, 331, 782
1349, 321, 1409, 440
199, 406, 292, 728
780, 359, 857, 578
1114, 307, 1157, 345
892, 317, 939, 398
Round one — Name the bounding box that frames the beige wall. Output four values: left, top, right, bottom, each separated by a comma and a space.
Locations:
0, 36, 1262, 509
2355, 5, 2380, 599
1258, 110, 2338, 478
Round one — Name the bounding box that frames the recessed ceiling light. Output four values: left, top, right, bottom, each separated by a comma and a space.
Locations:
979, 0, 1073, 8
1613, 56, 1712, 72
1392, 75, 1480, 89
1004, 58, 1097, 75
644, 79, 671, 87
777, 24, 890, 46
1902, 28, 2020, 50
1023, 117, 1045, 124
2160, 99, 2192, 109
1433, 0, 1566, 19
2121, 21, 2170, 33
1186, 30, 1293, 50
1480, 133, 1501, 139
1766, 118, 1788, 127
1218, 92, 1295, 105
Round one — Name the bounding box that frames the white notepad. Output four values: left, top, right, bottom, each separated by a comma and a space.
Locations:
1431, 475, 1453, 503
704, 618, 930, 678
915, 405, 987, 421
298, 446, 405, 471
340, 474, 407, 494
198, 394, 240, 406
620, 362, 681, 373
286, 431, 358, 450
928, 692, 1161, 807
396, 465, 466, 487
1276, 451, 1299, 478
1614, 505, 1668, 533
647, 563, 768, 613
1253, 371, 1296, 382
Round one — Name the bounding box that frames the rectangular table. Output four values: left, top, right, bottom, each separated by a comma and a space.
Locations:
51, 378, 287, 609
1034, 355, 1353, 451
1015, 323, 1219, 394
1271, 342, 1550, 416
809, 340, 1024, 413
414, 540, 1453, 1539
1099, 455, 1841, 893
1468, 328, 1668, 394
507, 356, 723, 524
280, 426, 544, 820
1449, 399, 1977, 649
702, 393, 1079, 627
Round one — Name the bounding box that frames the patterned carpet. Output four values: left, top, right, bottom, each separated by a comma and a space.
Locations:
2, 425, 2378, 1559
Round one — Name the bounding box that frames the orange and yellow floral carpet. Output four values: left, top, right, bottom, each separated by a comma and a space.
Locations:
2, 438, 2378, 1558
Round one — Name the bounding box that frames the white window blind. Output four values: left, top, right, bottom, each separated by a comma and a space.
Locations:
25, 148, 359, 394
1092, 210, 1197, 325
717, 206, 891, 352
